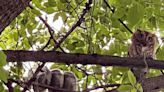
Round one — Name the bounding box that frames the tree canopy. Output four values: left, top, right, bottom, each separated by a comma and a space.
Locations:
0, 0, 164, 92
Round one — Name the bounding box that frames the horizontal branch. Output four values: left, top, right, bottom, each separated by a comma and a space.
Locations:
3, 50, 164, 69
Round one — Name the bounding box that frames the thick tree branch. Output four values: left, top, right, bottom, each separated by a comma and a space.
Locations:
142, 75, 164, 91
3, 50, 164, 69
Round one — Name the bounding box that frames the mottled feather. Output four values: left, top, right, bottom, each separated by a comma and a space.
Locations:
128, 29, 158, 81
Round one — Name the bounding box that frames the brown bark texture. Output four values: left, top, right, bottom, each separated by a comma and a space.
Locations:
0, 0, 31, 34
3, 50, 164, 70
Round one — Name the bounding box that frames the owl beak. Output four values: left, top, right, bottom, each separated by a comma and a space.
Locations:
142, 47, 148, 52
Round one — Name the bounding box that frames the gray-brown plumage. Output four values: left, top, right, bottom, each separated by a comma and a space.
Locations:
63, 72, 76, 91
128, 29, 158, 81
33, 69, 77, 92
33, 67, 52, 92
49, 70, 64, 92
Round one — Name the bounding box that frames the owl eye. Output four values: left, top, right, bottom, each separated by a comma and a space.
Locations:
147, 37, 152, 41
142, 42, 147, 46
140, 34, 143, 38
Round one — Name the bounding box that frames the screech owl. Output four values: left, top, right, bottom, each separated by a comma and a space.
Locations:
128, 29, 158, 59
33, 69, 77, 92
128, 29, 158, 81
33, 67, 52, 92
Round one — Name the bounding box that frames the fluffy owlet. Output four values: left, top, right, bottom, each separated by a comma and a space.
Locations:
128, 29, 158, 81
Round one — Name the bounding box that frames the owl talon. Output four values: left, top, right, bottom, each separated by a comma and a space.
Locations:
143, 68, 148, 74
146, 56, 153, 60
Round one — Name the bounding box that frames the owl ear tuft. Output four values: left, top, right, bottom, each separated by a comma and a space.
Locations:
136, 29, 142, 32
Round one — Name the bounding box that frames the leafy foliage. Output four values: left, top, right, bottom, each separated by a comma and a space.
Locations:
0, 0, 164, 91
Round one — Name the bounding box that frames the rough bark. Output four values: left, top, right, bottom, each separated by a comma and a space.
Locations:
0, 0, 31, 34
3, 50, 164, 69
142, 75, 164, 92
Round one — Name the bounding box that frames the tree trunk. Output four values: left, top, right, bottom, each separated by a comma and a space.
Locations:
0, 0, 31, 34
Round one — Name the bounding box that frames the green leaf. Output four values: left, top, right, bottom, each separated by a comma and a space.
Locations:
127, 2, 145, 27
113, 7, 126, 19
148, 16, 156, 28
0, 43, 6, 49
111, 17, 121, 28
14, 85, 21, 92
32, 0, 44, 9
0, 68, 9, 83
95, 23, 110, 39
118, 85, 133, 92
60, 0, 67, 3
0, 82, 5, 91
48, 0, 56, 7
44, 7, 57, 14
136, 83, 143, 92
128, 70, 136, 86
57, 1, 66, 10
51, 63, 68, 70
113, 67, 128, 73
156, 46, 164, 60
72, 67, 84, 79
158, 20, 164, 30
0, 51, 7, 66
88, 75, 95, 84
131, 88, 137, 92
73, 48, 84, 53
60, 12, 67, 21
116, 0, 132, 6
31, 9, 41, 16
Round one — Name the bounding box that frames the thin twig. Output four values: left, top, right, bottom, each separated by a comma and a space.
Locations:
39, 16, 65, 53
54, 0, 93, 49
103, 0, 133, 34
22, 62, 46, 92
83, 84, 120, 92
